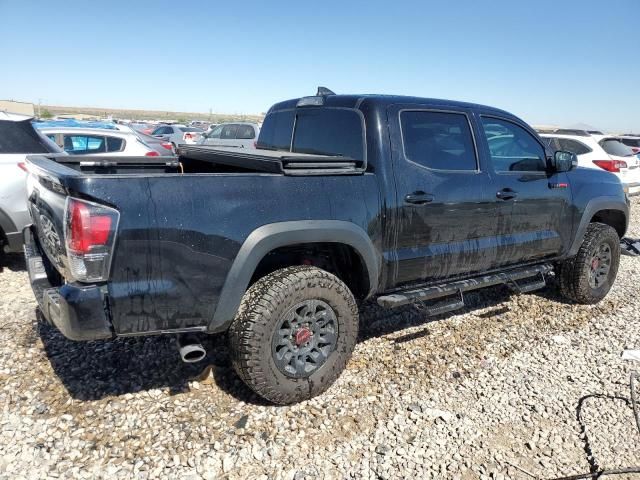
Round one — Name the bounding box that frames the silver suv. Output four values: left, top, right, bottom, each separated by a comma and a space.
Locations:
0, 112, 63, 255
198, 122, 260, 149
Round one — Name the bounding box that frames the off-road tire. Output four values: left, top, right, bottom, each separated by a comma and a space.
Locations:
228, 266, 359, 404
558, 222, 620, 304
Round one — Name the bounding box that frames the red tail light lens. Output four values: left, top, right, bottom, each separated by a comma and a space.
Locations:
593, 160, 627, 173
68, 200, 112, 254
64, 197, 119, 282
161, 142, 173, 150
17, 162, 28, 172
145, 151, 160, 157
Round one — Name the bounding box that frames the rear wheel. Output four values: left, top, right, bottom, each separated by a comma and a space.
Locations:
228, 266, 359, 404
558, 222, 620, 304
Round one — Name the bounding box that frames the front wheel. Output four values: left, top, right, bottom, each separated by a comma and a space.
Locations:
228, 266, 359, 404
558, 222, 620, 304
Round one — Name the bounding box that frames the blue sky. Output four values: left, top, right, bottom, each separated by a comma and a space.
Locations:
1, 0, 638, 131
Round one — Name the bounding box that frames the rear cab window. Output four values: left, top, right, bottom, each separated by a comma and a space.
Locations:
258, 108, 365, 160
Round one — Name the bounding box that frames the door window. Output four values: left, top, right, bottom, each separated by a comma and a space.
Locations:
221, 125, 238, 139
556, 138, 592, 155
106, 136, 125, 152
400, 111, 477, 171
236, 125, 256, 139
481, 118, 546, 173
62, 135, 107, 154
207, 125, 223, 139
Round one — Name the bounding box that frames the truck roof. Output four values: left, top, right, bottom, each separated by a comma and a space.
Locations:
268, 94, 517, 119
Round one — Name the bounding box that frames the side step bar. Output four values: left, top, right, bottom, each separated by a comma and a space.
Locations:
377, 264, 553, 310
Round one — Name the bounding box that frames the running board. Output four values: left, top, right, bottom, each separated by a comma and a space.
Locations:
377, 264, 553, 309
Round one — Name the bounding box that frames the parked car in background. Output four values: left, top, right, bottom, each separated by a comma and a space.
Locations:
0, 112, 64, 255
112, 124, 174, 156
619, 135, 640, 154
128, 123, 156, 135
151, 125, 203, 152
198, 122, 260, 149
190, 121, 210, 130
541, 133, 640, 195
135, 131, 175, 156
40, 127, 162, 157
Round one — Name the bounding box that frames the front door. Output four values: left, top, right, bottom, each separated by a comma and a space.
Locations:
477, 115, 573, 267
386, 105, 500, 288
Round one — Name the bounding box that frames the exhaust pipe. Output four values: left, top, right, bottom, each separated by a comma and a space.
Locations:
176, 334, 206, 363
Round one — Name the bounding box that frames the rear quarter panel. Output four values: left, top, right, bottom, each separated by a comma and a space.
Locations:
76, 172, 380, 335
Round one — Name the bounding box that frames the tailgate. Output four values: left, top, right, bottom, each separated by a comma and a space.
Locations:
25, 156, 76, 278
25, 155, 120, 282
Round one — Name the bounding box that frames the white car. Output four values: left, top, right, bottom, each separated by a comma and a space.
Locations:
541, 133, 640, 195
0, 112, 63, 254
150, 125, 203, 152
197, 122, 260, 149
39, 127, 161, 157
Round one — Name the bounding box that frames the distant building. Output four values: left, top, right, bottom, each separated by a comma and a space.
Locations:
0, 100, 35, 116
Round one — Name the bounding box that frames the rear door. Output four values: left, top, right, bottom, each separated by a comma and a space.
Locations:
477, 115, 573, 266
386, 104, 499, 286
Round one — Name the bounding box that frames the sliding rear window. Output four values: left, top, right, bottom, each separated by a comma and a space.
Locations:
258, 108, 365, 160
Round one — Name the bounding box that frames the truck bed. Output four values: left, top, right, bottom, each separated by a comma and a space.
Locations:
29, 145, 366, 177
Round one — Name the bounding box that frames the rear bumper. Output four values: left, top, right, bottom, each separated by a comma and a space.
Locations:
24, 226, 114, 341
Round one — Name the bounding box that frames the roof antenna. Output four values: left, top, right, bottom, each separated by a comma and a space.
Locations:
316, 86, 336, 96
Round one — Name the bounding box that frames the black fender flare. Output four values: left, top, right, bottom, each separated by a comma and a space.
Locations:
209, 220, 380, 332
567, 196, 629, 257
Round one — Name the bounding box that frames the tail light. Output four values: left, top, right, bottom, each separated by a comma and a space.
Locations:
161, 142, 173, 150
593, 159, 627, 172
145, 151, 160, 157
17, 162, 28, 172
64, 197, 119, 282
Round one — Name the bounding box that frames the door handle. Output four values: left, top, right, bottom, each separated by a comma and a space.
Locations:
496, 188, 518, 201
405, 192, 434, 205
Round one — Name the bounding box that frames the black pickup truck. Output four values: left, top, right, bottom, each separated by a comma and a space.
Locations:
24, 91, 629, 404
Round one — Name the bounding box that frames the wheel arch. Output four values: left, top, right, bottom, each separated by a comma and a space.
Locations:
568, 197, 629, 257
209, 220, 380, 332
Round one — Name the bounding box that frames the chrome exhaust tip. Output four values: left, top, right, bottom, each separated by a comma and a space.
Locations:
176, 334, 206, 363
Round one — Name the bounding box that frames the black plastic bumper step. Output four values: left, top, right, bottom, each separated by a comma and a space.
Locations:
377, 263, 553, 309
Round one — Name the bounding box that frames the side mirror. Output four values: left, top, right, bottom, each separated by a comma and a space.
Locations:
552, 150, 577, 172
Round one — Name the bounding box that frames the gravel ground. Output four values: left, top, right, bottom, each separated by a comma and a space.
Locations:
2, 200, 640, 479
